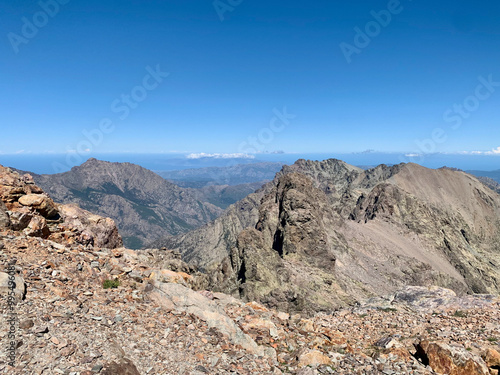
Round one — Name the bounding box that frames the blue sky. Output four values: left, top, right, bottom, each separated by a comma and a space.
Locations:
1, 0, 500, 156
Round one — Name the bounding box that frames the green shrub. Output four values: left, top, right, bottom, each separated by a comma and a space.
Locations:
453, 310, 467, 318
103, 279, 120, 289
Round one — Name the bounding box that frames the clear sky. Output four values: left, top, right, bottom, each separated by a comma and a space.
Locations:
1, 0, 500, 156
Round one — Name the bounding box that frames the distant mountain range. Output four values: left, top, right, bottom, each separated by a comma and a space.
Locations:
30, 158, 223, 249
156, 162, 283, 187
152, 159, 500, 314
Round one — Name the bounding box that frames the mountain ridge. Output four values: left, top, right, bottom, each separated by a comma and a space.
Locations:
30, 158, 223, 249
153, 159, 500, 314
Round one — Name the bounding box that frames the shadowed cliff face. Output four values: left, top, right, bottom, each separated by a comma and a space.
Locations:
31, 158, 223, 249
159, 159, 500, 314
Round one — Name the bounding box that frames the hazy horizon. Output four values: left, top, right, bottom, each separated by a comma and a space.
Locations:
1, 152, 499, 175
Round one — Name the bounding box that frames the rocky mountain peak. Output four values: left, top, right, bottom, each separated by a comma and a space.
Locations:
31, 159, 223, 248
157, 158, 500, 315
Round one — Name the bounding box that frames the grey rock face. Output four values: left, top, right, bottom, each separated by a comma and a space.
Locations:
159, 159, 500, 314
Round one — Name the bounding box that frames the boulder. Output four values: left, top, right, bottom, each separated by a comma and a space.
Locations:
8, 210, 33, 231
483, 348, 500, 373
415, 340, 489, 375
18, 194, 59, 218
57, 204, 123, 248
0, 200, 10, 228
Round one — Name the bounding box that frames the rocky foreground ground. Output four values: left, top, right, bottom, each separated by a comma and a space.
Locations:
1, 233, 499, 375
0, 166, 499, 374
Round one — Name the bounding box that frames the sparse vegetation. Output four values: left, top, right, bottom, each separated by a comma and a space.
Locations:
103, 279, 120, 289
453, 310, 468, 318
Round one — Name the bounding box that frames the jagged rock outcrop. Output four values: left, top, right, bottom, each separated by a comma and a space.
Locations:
0, 164, 122, 249
31, 158, 222, 248
56, 204, 123, 249
160, 159, 500, 314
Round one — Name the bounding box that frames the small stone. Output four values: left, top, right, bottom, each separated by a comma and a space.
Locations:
375, 337, 396, 349
19, 319, 34, 330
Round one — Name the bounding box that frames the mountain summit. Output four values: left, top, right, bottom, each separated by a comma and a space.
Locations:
32, 159, 222, 248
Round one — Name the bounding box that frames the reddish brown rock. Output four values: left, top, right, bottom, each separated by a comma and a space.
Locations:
415, 340, 490, 375
483, 348, 500, 371
25, 215, 50, 238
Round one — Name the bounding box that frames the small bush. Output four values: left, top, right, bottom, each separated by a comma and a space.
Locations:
103, 279, 120, 289
453, 310, 467, 318
487, 337, 498, 343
